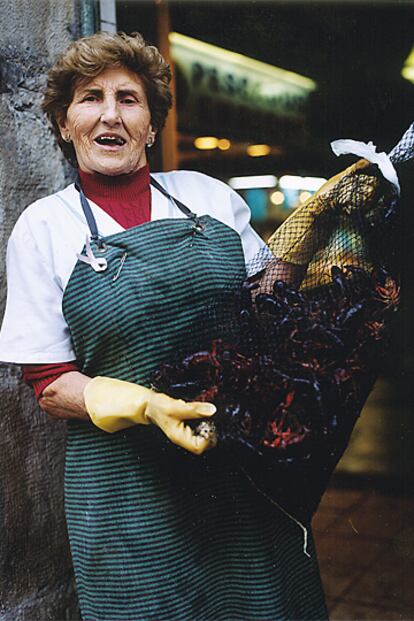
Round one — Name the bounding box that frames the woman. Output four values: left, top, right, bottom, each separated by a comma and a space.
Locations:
0, 32, 328, 620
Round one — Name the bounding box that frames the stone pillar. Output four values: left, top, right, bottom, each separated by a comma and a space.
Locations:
0, 1, 82, 619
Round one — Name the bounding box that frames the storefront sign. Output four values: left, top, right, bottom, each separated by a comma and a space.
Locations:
169, 32, 316, 118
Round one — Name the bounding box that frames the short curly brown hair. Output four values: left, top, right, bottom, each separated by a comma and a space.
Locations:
42, 31, 172, 166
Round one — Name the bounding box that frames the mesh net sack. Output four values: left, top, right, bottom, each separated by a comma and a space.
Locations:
153, 123, 413, 522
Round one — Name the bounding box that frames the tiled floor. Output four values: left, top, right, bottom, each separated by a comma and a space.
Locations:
335, 378, 414, 481
313, 486, 414, 620
311, 375, 414, 619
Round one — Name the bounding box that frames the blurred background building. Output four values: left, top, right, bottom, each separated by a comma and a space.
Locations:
0, 1, 413, 619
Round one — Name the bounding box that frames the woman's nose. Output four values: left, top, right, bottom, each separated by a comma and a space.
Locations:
100, 98, 121, 125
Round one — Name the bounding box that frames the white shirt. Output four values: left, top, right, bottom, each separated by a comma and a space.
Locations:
0, 170, 264, 364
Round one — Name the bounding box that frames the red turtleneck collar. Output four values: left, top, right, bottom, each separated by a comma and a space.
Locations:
78, 164, 151, 229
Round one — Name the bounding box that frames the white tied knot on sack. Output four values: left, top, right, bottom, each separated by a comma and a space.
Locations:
76, 236, 108, 272
331, 139, 401, 195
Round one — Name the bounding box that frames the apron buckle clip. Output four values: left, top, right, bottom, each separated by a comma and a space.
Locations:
192, 219, 206, 234
77, 235, 108, 272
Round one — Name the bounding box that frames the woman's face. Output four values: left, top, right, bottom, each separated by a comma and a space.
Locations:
59, 66, 155, 176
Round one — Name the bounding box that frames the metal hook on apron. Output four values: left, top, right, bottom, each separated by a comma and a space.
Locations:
76, 236, 108, 272
192, 219, 206, 233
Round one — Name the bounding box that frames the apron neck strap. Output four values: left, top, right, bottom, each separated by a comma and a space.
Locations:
150, 176, 199, 220
75, 180, 106, 248
75, 175, 202, 245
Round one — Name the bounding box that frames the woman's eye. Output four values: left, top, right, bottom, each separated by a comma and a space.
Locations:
121, 97, 136, 105
83, 95, 99, 102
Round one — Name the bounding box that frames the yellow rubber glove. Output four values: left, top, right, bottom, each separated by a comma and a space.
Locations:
84, 376, 216, 455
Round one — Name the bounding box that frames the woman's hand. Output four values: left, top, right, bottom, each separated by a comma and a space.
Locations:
40, 374, 216, 454
39, 371, 91, 421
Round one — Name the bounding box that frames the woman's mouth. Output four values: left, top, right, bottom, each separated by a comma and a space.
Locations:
94, 135, 127, 149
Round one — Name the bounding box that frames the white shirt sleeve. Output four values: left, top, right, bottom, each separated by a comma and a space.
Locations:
0, 214, 76, 364
227, 185, 265, 265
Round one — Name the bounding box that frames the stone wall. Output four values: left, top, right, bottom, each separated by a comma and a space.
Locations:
0, 1, 81, 619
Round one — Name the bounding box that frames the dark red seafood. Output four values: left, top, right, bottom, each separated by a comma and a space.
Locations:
153, 266, 399, 458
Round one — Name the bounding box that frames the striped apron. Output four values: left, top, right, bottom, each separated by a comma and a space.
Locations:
61, 179, 328, 621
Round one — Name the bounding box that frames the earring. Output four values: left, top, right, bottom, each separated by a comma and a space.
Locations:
146, 136, 154, 148
63, 134, 71, 143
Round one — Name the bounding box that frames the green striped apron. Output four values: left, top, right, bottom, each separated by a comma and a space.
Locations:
61, 179, 328, 621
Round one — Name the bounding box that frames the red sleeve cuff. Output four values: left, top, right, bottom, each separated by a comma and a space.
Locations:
21, 362, 79, 400
30, 375, 63, 400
